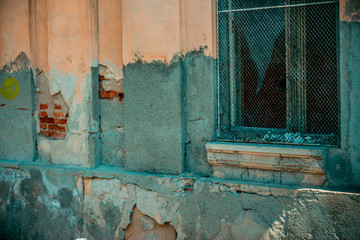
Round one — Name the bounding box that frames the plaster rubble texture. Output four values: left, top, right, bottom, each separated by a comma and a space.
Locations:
0, 0, 360, 239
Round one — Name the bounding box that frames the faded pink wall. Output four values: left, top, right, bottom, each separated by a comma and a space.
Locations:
122, 0, 216, 65
0, 0, 30, 68
1, 0, 216, 69
29, 0, 49, 74
123, 0, 182, 64
3, 0, 357, 70
99, 0, 123, 69
181, 0, 216, 57
47, 0, 92, 79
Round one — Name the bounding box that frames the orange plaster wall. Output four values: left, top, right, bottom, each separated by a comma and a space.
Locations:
47, 0, 92, 77
182, 0, 216, 57
0, 0, 31, 68
122, 0, 216, 65
29, 0, 49, 74
0, 0, 217, 69
340, 0, 360, 22
99, 0, 123, 69
123, 0, 181, 64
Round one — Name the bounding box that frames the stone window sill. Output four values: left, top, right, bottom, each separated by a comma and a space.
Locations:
206, 142, 328, 187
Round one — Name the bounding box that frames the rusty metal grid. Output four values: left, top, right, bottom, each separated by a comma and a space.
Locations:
217, 0, 340, 146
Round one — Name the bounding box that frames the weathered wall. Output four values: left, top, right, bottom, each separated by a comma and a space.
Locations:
184, 52, 216, 175
0, 0, 217, 171
42, 0, 100, 166
124, 60, 185, 174
0, 163, 360, 240
1, 0, 360, 239
9, 0, 103, 167
0, 0, 31, 67
122, 0, 216, 174
122, 0, 184, 174
0, 0, 35, 162
98, 0, 125, 167
99, 95, 125, 167
339, 0, 360, 188
0, 57, 35, 162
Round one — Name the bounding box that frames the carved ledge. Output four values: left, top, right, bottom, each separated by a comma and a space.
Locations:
206, 142, 325, 175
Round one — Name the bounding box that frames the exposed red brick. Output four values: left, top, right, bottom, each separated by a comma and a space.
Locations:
99, 75, 105, 81
65, 112, 69, 118
40, 130, 50, 137
17, 108, 29, 110
53, 132, 66, 139
54, 111, 64, 118
48, 129, 55, 137
40, 117, 55, 124
100, 90, 117, 99
48, 124, 66, 132
38, 91, 44, 95
118, 93, 124, 102
40, 104, 48, 110
40, 124, 47, 129
39, 111, 48, 117
54, 104, 62, 110
99, 82, 103, 90
55, 119, 67, 125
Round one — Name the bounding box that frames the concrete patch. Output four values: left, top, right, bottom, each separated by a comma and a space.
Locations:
124, 61, 184, 174
184, 52, 216, 176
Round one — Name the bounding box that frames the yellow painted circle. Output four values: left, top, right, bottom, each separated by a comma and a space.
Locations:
0, 77, 19, 100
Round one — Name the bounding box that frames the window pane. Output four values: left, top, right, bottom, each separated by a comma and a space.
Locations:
305, 4, 339, 135
233, 7, 287, 129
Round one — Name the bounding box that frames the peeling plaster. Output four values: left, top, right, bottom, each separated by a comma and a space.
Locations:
50, 132, 91, 166
49, 67, 77, 106
1, 52, 31, 73
99, 63, 123, 82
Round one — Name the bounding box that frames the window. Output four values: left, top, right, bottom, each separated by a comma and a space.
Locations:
217, 0, 339, 145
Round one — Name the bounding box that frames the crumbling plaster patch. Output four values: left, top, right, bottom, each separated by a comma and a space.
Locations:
47, 67, 99, 132
98, 63, 125, 167
36, 66, 100, 166
125, 207, 176, 240
48, 67, 77, 107
1, 52, 31, 73
99, 63, 123, 82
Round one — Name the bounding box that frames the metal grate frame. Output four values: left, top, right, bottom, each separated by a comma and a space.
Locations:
217, 0, 340, 146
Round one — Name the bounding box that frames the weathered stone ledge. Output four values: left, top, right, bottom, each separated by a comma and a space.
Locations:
0, 159, 358, 199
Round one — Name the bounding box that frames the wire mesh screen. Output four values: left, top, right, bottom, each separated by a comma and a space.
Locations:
218, 0, 339, 145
